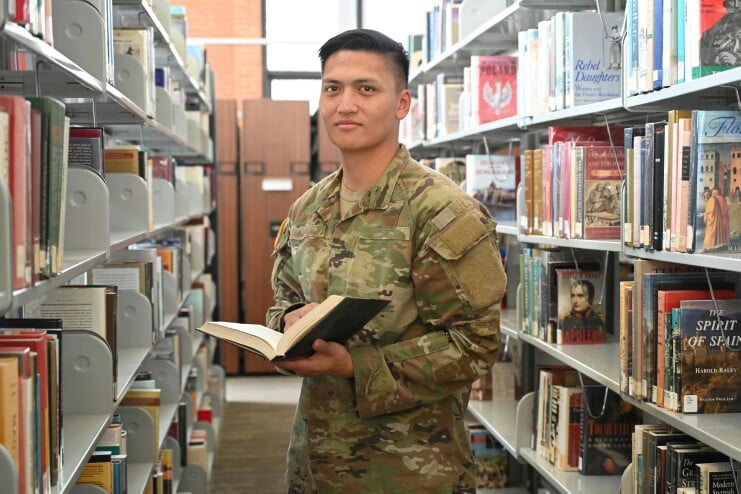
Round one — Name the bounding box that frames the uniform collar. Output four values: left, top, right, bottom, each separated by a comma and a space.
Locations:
316, 144, 411, 222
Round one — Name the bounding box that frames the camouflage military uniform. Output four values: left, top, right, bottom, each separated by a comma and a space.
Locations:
268, 145, 506, 493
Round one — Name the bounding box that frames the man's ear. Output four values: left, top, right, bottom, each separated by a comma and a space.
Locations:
396, 89, 412, 120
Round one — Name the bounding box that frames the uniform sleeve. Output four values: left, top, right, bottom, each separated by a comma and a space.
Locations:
266, 216, 305, 331
350, 199, 507, 419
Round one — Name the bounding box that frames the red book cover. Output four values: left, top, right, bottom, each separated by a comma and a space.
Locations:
0, 333, 50, 486
548, 126, 626, 145
0, 96, 32, 289
579, 145, 625, 240
197, 408, 213, 423
14, 0, 30, 23
567, 389, 582, 468
697, 0, 738, 78
150, 155, 174, 183
475, 55, 517, 124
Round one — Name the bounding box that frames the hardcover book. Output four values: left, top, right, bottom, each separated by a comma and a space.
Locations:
469, 55, 517, 125
578, 386, 641, 475
687, 110, 741, 253
574, 145, 625, 239
68, 127, 105, 177
198, 295, 389, 361
679, 298, 741, 413
694, 461, 738, 494
0, 95, 31, 290
555, 267, 607, 344
464, 153, 517, 221
564, 11, 624, 108
692, 0, 740, 79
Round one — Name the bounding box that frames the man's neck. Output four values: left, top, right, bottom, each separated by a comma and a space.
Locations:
341, 142, 400, 191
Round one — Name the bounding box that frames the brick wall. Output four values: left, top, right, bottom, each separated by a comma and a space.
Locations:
175, 0, 263, 101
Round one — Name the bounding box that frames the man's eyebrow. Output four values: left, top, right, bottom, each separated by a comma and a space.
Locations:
321, 77, 380, 85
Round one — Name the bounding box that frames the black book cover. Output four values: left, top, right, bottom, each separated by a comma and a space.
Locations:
578, 385, 641, 475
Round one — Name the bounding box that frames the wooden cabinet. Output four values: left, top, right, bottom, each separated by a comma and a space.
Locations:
215, 99, 242, 374
240, 99, 311, 373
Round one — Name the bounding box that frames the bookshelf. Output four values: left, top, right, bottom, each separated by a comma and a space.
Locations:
406, 1, 741, 492
0, 2, 222, 493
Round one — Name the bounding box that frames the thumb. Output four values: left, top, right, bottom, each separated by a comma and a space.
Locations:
312, 338, 328, 352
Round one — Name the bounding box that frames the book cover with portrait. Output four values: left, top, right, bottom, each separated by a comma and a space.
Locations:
555, 268, 607, 344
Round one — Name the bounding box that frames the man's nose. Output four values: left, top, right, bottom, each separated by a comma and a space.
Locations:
338, 91, 357, 113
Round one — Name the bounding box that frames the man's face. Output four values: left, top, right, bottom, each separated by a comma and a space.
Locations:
319, 50, 410, 153
571, 284, 590, 312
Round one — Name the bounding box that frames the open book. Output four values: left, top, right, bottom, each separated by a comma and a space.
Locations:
197, 295, 389, 361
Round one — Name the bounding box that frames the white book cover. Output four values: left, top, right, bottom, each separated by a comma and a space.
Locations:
565, 11, 624, 108
464, 154, 517, 221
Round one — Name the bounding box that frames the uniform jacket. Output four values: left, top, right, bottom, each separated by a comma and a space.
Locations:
268, 145, 506, 493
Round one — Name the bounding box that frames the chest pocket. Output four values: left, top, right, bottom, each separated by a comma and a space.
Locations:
351, 225, 413, 293
288, 224, 326, 247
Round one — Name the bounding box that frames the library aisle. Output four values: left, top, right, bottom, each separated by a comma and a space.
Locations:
209, 376, 301, 493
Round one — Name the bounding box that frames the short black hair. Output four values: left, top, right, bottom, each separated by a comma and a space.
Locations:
318, 29, 409, 89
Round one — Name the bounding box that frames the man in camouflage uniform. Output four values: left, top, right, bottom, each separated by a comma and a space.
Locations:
268, 28, 507, 493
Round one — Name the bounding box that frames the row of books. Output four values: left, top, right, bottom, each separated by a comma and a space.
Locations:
520, 125, 625, 240
0, 323, 61, 494
404, 54, 518, 143
632, 423, 738, 494
518, 10, 624, 120
534, 366, 642, 476
74, 334, 221, 493
624, 110, 741, 255
0, 269, 215, 494
519, 248, 611, 345
621, 259, 741, 414
624, 0, 739, 97
1, 90, 214, 293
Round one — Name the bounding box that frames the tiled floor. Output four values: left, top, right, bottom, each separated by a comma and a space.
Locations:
225, 374, 302, 404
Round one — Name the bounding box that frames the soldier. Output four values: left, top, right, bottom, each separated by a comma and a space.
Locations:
267, 28, 506, 493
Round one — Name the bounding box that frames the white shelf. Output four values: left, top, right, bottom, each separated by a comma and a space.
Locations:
519, 448, 622, 494
624, 67, 741, 111
468, 399, 520, 456
623, 245, 741, 271
519, 335, 621, 393
496, 221, 519, 237
410, 1, 544, 86
518, 234, 623, 252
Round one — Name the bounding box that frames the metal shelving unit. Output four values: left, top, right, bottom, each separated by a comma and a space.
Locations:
417, 1, 741, 492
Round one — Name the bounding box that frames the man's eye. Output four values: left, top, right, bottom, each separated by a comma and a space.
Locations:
360, 85, 375, 93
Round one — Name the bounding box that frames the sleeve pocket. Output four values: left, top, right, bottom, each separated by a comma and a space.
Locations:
428, 211, 506, 310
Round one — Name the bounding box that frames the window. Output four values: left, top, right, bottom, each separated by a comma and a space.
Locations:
264, 0, 435, 112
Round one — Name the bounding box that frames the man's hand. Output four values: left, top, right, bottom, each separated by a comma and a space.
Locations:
283, 303, 318, 331
273, 339, 354, 378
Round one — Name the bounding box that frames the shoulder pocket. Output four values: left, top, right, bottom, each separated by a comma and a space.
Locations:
429, 210, 491, 260
428, 210, 505, 310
